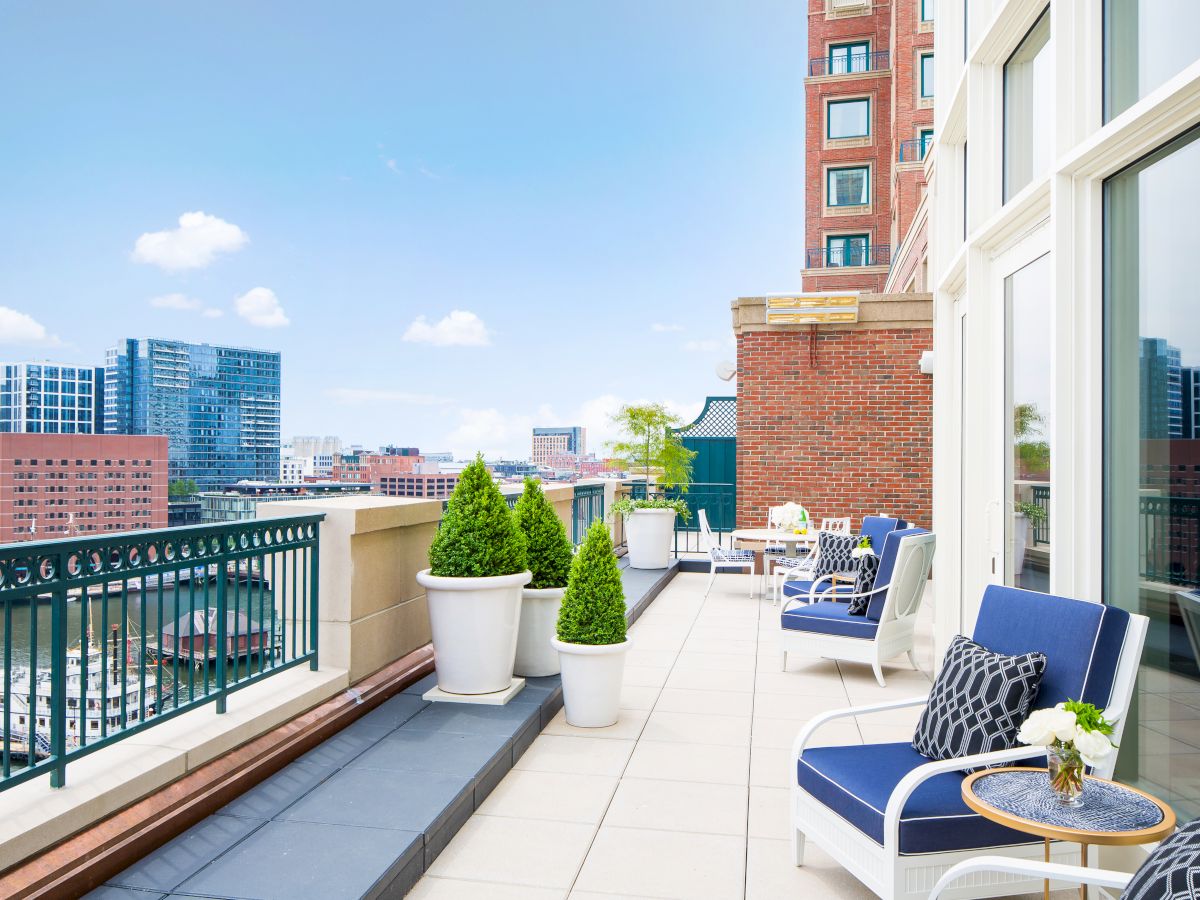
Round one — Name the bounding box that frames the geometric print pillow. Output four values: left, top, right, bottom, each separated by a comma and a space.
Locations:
911, 635, 1046, 769
1124, 817, 1200, 900
847, 552, 881, 616
812, 531, 857, 579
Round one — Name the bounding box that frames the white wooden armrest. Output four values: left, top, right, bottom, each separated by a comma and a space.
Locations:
883, 746, 1041, 848
806, 574, 888, 605
930, 856, 1132, 899
791, 695, 929, 758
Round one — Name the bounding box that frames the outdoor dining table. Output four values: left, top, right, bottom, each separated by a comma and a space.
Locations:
730, 527, 818, 556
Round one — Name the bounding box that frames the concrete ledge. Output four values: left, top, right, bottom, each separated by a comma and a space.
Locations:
732, 292, 934, 333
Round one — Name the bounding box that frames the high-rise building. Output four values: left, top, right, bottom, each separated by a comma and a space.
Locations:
104, 339, 281, 491
802, 0, 934, 293
0, 362, 103, 434
0, 433, 167, 542
290, 435, 342, 457
531, 426, 586, 466
1181, 366, 1200, 440
1139, 338, 1182, 439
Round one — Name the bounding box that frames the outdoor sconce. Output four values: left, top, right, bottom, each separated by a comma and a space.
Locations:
919, 350, 935, 374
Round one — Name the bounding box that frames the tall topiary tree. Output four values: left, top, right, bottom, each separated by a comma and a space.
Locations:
429, 454, 528, 577
557, 519, 627, 645
514, 477, 574, 589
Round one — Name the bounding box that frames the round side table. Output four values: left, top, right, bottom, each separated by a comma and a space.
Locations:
962, 766, 1175, 900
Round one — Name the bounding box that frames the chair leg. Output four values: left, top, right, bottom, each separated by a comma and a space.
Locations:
871, 660, 887, 688
780, 650, 787, 672
906, 649, 918, 670
792, 826, 806, 866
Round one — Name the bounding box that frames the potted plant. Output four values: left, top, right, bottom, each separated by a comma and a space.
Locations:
1012, 501, 1046, 574
610, 403, 697, 569
552, 519, 630, 727
416, 454, 530, 695
512, 477, 574, 677
1017, 700, 1116, 807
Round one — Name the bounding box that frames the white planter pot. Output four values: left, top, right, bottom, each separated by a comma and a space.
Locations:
417, 568, 531, 695
514, 586, 565, 677
624, 508, 676, 569
1013, 514, 1030, 575
552, 637, 632, 727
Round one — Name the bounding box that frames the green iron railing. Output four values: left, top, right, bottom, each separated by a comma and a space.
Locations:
571, 483, 605, 544
623, 482, 736, 554
1031, 484, 1050, 546
0, 515, 322, 793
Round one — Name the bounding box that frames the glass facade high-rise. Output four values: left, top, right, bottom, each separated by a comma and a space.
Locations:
104, 339, 281, 491
0, 363, 100, 434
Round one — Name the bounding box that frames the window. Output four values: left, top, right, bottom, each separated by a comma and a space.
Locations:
1104, 0, 1200, 121
1003, 9, 1052, 201
827, 98, 870, 139
827, 166, 870, 207
1105, 126, 1200, 816
826, 234, 870, 267
921, 0, 935, 21
919, 128, 934, 157
829, 41, 870, 75
919, 52, 935, 98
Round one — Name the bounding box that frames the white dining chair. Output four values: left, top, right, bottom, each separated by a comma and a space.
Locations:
700, 509, 756, 598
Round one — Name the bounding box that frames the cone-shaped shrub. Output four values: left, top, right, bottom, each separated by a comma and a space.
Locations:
429, 454, 528, 577
557, 519, 627, 645
514, 477, 574, 589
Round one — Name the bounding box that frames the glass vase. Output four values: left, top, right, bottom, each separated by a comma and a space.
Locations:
1047, 745, 1084, 807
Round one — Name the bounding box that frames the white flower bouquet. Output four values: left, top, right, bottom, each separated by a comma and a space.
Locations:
1016, 700, 1117, 806
775, 502, 808, 532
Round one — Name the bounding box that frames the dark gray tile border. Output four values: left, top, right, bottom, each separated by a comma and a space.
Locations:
217, 760, 336, 820
278, 768, 472, 836
176, 820, 422, 900
401, 701, 540, 737
351, 694, 428, 733
84, 887, 168, 900
108, 814, 266, 892
347, 729, 510, 778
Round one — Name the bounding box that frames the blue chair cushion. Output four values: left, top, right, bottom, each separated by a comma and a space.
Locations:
796, 742, 1038, 854
971, 585, 1130, 709
781, 600, 878, 639
859, 516, 903, 558
865, 528, 929, 621
780, 578, 851, 600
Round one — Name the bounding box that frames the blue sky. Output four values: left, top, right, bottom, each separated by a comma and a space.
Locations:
0, 2, 806, 458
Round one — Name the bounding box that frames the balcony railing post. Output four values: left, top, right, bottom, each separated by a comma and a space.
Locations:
49, 550, 68, 788
309, 531, 320, 671
215, 561, 228, 714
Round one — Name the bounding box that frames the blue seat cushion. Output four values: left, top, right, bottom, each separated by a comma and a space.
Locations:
971, 585, 1130, 708
780, 579, 852, 600
781, 600, 877, 639
797, 742, 1038, 854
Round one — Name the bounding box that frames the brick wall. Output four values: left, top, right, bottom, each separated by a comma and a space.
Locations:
736, 325, 932, 530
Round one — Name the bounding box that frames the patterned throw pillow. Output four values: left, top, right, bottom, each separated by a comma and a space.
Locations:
847, 552, 880, 616
812, 531, 856, 578
912, 635, 1046, 768
1124, 817, 1200, 900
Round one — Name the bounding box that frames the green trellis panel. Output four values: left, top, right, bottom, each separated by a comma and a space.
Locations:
673, 396, 737, 533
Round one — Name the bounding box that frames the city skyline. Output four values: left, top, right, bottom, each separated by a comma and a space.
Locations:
0, 1, 804, 458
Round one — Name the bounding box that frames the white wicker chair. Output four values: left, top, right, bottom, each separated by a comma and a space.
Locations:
700, 509, 755, 598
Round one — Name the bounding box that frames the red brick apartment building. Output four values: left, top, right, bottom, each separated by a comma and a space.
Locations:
0, 434, 168, 543
329, 452, 423, 486
379, 473, 460, 500
803, 0, 933, 293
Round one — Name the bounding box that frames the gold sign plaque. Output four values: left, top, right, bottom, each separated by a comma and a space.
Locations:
765, 293, 860, 325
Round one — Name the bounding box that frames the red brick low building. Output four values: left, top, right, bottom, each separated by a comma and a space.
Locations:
732, 293, 932, 530
0, 433, 168, 543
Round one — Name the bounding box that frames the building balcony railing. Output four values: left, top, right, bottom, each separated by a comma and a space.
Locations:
805, 244, 891, 269
807, 50, 890, 78
0, 515, 322, 793
898, 139, 931, 163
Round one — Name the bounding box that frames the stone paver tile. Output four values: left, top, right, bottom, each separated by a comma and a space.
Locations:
655, 687, 754, 717
542, 707, 649, 741
672, 651, 757, 673
513, 734, 636, 776
604, 777, 748, 836
217, 760, 333, 820
753, 692, 854, 721
478, 769, 618, 824
754, 669, 849, 697
746, 837, 874, 900
428, 816, 595, 889
410, 878, 564, 899
109, 814, 265, 892
688, 623, 760, 640
624, 649, 678, 669
682, 637, 758, 656
619, 684, 661, 711
750, 746, 792, 788
642, 709, 751, 747
665, 666, 755, 693
574, 826, 745, 900
624, 739, 749, 786
753, 716, 860, 750
748, 785, 791, 840
622, 665, 670, 688
278, 767, 470, 832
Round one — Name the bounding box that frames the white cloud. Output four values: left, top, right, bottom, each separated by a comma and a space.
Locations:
234, 287, 289, 328
0, 306, 61, 346
322, 388, 448, 406
683, 339, 721, 353
651, 322, 684, 333
132, 211, 248, 271
403, 310, 491, 347
149, 293, 201, 310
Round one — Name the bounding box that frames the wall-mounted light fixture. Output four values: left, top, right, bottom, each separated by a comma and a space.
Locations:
919, 350, 935, 374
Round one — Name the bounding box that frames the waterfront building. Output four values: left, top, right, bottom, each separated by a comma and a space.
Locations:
802, 0, 934, 293
0, 363, 103, 434
198, 480, 372, 523
0, 433, 167, 542
104, 340, 281, 492
531, 426, 585, 466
